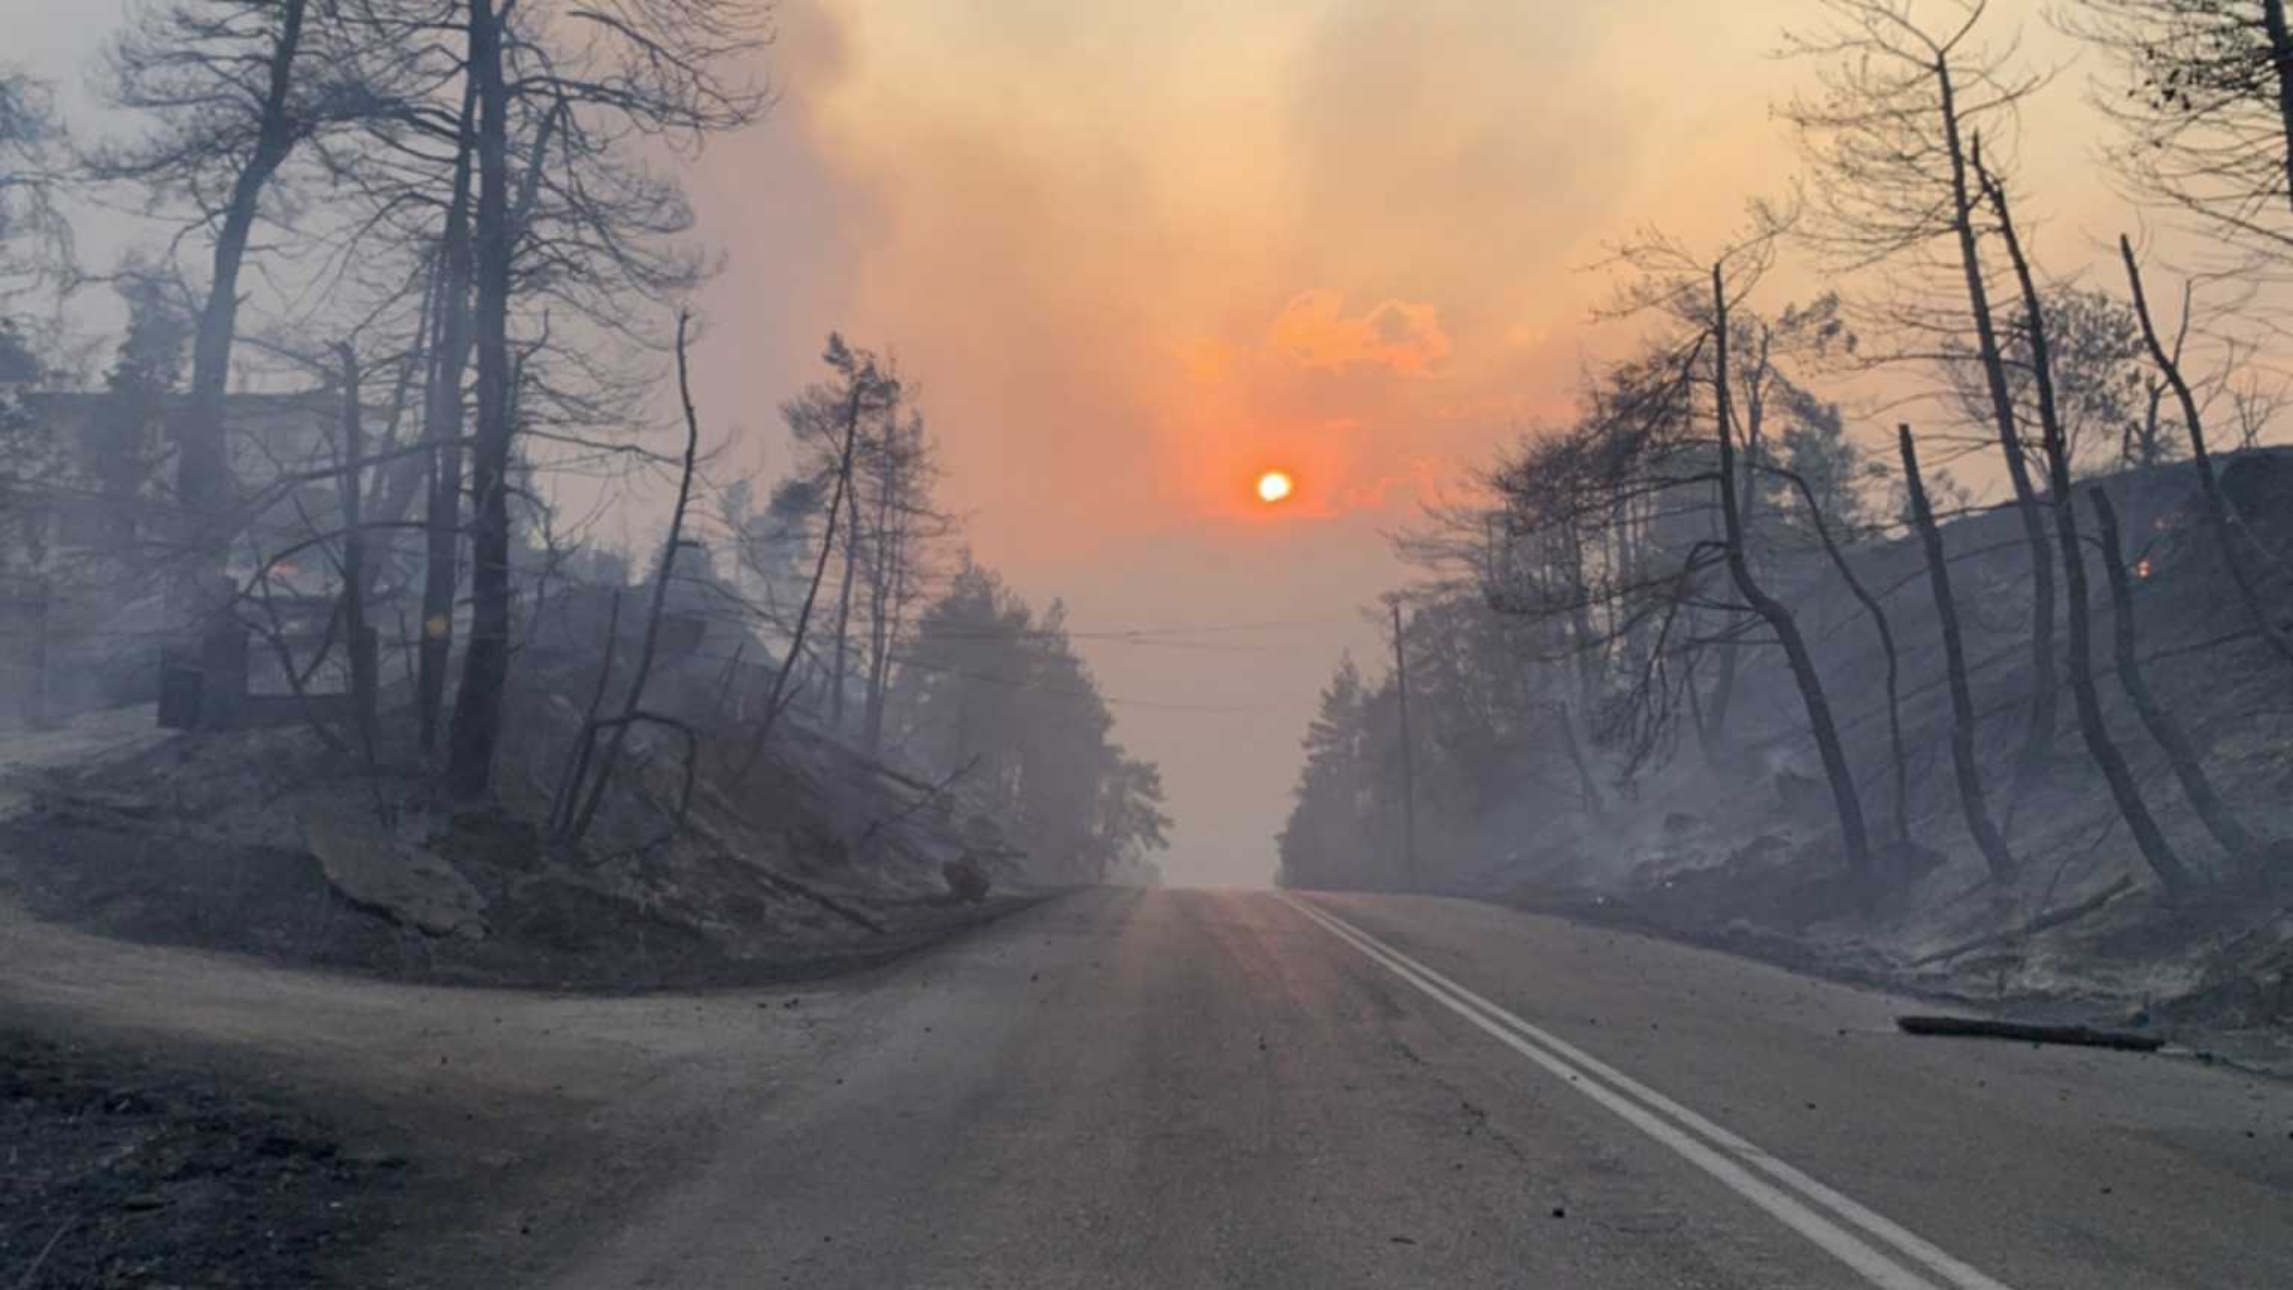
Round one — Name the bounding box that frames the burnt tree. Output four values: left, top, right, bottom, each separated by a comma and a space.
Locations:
1711, 263, 1871, 884
444, 0, 513, 799
2089, 487, 2265, 867
1899, 425, 2017, 883
1782, 1, 2061, 788
1980, 156, 2195, 897
2119, 234, 2293, 672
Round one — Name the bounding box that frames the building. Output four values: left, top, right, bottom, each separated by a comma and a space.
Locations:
0, 384, 366, 724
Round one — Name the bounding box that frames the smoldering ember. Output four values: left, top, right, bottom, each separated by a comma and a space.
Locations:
1, 3, 2290, 1287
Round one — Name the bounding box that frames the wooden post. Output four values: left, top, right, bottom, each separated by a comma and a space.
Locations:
1392, 600, 1420, 891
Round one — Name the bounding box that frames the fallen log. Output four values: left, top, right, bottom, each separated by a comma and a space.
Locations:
1895, 1014, 2163, 1052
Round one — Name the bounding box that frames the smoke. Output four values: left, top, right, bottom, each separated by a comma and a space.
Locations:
1271, 292, 1451, 376
0, 0, 2199, 887
675, 0, 1851, 883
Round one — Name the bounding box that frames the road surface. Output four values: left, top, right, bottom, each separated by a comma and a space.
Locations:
551, 888, 2293, 1289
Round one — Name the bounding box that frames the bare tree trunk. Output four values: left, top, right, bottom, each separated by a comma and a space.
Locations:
2265, 0, 2293, 216
1711, 265, 1870, 882
2119, 235, 2293, 671
2088, 487, 2263, 865
1706, 325, 1769, 752
562, 314, 705, 844
417, 73, 479, 753
1982, 164, 2195, 897
335, 343, 376, 768
178, 0, 310, 623
446, 0, 513, 800
862, 548, 901, 756
1900, 425, 2018, 883
1944, 99, 2058, 786
1770, 463, 1909, 843
827, 398, 872, 736
861, 427, 899, 756
737, 371, 873, 780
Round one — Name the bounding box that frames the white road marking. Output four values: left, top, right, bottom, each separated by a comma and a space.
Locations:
1281, 896, 2019, 1290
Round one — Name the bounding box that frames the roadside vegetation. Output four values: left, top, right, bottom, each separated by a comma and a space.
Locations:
0, 0, 1170, 982
2, 10, 1174, 1280
1278, 0, 2293, 1053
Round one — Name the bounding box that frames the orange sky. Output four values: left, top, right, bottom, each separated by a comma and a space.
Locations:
675, 0, 2166, 885
707, 0, 1809, 527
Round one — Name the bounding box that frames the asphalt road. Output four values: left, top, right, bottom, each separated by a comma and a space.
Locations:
553, 888, 2293, 1289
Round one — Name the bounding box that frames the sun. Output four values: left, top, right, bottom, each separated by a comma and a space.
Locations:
1256, 470, 1295, 504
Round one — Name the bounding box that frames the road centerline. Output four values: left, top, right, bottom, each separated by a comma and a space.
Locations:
1280, 895, 2019, 1290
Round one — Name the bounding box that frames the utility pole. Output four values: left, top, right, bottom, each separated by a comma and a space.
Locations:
1391, 600, 1420, 891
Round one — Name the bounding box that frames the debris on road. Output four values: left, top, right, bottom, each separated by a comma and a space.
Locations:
1895, 1014, 2165, 1052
